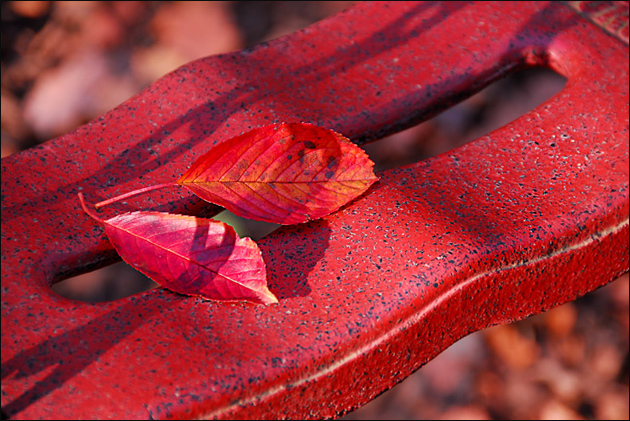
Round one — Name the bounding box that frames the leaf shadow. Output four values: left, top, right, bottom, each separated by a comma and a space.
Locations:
261, 219, 331, 300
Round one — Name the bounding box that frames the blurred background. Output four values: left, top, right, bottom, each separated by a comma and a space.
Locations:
2, 1, 628, 419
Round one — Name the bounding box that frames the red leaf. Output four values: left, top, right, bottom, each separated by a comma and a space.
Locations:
177, 123, 378, 224
81, 195, 276, 304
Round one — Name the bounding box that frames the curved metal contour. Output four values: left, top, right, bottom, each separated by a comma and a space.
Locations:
2, 1, 628, 419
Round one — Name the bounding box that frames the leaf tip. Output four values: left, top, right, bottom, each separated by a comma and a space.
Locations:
265, 290, 278, 304
261, 290, 279, 305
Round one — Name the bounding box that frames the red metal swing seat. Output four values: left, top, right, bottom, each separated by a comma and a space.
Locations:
2, 1, 628, 419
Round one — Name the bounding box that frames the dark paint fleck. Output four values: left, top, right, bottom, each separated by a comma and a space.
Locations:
1, 2, 628, 420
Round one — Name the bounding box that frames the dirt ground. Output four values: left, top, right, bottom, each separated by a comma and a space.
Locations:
2, 2, 628, 419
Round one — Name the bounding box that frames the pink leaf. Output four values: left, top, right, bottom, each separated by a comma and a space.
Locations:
80, 194, 276, 305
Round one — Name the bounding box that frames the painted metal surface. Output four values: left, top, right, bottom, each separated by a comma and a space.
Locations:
2, 1, 628, 419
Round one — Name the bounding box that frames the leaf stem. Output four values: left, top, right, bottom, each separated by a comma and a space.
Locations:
78, 193, 104, 223
94, 183, 177, 208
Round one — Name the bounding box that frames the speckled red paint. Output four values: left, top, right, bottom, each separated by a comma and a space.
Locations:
2, 2, 628, 419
